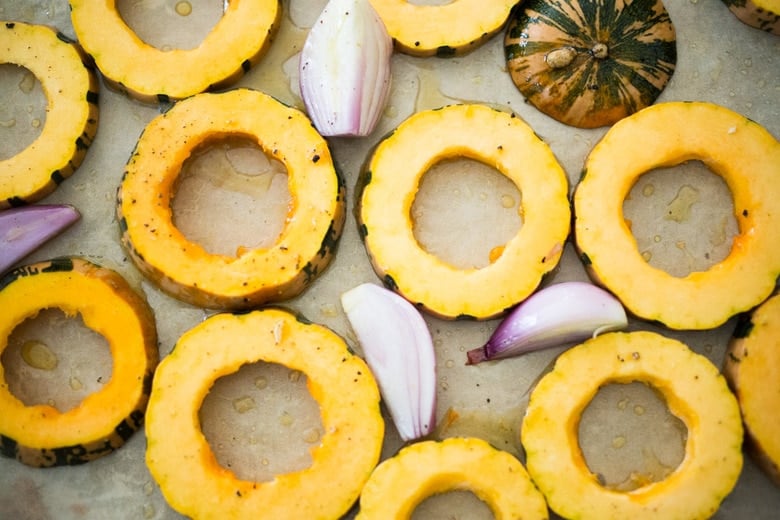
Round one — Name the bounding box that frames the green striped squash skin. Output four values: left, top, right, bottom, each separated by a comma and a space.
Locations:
504, 0, 677, 128
721, 0, 780, 34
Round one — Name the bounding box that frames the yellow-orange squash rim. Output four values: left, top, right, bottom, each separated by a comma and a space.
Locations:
116, 88, 345, 309
356, 437, 548, 519
0, 21, 99, 208
574, 101, 780, 329
69, 0, 280, 102
144, 308, 384, 519
521, 330, 743, 519
0, 257, 158, 467
358, 103, 570, 320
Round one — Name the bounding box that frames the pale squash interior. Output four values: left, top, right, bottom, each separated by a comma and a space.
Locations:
623, 161, 738, 278
0, 64, 46, 161
115, 0, 223, 51
172, 135, 291, 258
2, 309, 113, 414
411, 157, 522, 270
199, 360, 323, 483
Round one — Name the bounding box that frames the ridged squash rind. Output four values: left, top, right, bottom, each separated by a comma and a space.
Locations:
145, 308, 384, 519
117, 88, 345, 310
369, 0, 516, 56
721, 0, 780, 34
574, 101, 780, 330
0, 21, 99, 208
522, 330, 743, 520
68, 0, 281, 103
356, 437, 548, 519
723, 292, 780, 486
0, 257, 158, 467
357, 104, 570, 320
504, 0, 676, 128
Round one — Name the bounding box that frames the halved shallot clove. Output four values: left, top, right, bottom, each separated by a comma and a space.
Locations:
299, 0, 393, 137
0, 204, 81, 274
341, 283, 436, 441
467, 281, 628, 364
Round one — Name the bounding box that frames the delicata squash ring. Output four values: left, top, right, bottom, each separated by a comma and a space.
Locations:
522, 331, 743, 519
574, 101, 780, 330
369, 0, 517, 56
117, 88, 345, 309
358, 104, 570, 320
0, 21, 99, 208
356, 437, 548, 519
69, 0, 281, 103
145, 308, 384, 519
0, 257, 158, 467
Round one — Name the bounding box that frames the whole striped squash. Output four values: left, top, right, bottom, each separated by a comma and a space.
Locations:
504, 0, 677, 128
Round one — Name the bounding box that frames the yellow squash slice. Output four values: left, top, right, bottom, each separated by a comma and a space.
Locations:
724, 292, 780, 486
69, 0, 280, 103
522, 330, 743, 520
145, 308, 384, 519
358, 104, 570, 320
369, 0, 516, 56
574, 101, 780, 330
0, 257, 158, 467
0, 21, 99, 208
117, 88, 345, 310
356, 436, 548, 519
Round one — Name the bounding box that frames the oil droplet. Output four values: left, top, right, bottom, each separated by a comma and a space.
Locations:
440, 381, 450, 391
143, 482, 154, 496
31, 118, 41, 128
500, 194, 516, 208
617, 397, 629, 410
642, 250, 652, 262
69, 376, 83, 391
232, 396, 256, 413
21, 340, 58, 370
279, 411, 294, 427
653, 234, 662, 243
254, 376, 268, 389
319, 303, 338, 318
642, 183, 655, 197
303, 427, 321, 444
444, 359, 455, 369
665, 184, 700, 223
611, 435, 627, 449
143, 503, 155, 519
0, 118, 16, 128
288, 369, 302, 383
633, 405, 645, 416
175, 1, 192, 16
18, 71, 35, 93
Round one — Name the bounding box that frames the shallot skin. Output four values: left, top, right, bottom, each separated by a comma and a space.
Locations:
299, 0, 393, 137
467, 281, 628, 364
0, 204, 81, 275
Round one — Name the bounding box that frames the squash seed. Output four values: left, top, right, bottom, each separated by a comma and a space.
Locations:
20, 340, 57, 370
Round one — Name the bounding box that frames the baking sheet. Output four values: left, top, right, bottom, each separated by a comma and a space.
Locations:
0, 0, 778, 518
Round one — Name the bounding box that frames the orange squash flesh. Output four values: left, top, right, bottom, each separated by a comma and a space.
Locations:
145, 308, 384, 519
574, 101, 780, 330
522, 331, 743, 519
0, 257, 158, 467
117, 88, 345, 310
724, 292, 780, 486
69, 0, 281, 103
356, 437, 548, 519
0, 21, 99, 208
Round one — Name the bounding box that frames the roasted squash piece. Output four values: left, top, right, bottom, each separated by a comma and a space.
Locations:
0, 257, 157, 467
69, 0, 280, 103
721, 0, 780, 34
145, 308, 384, 519
0, 21, 99, 208
117, 88, 345, 310
522, 331, 743, 519
356, 436, 548, 519
357, 104, 570, 320
504, 0, 676, 128
574, 101, 780, 330
369, 0, 516, 56
724, 293, 780, 486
